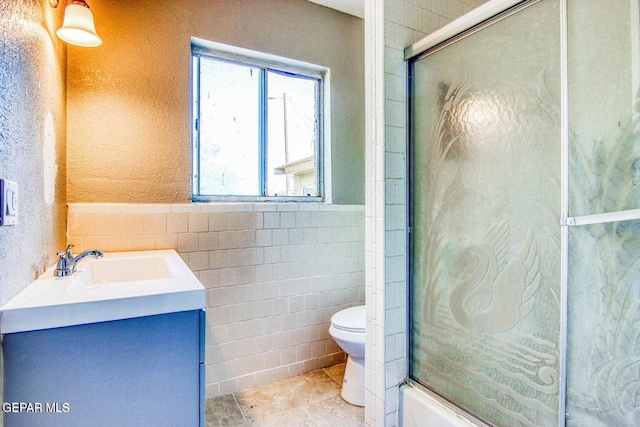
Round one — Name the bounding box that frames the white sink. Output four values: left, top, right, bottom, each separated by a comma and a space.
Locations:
0, 250, 206, 334
78, 255, 173, 285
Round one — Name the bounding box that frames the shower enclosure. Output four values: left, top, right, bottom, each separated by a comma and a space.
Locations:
407, 0, 640, 425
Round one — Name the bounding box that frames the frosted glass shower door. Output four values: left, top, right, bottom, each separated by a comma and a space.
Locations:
409, 0, 562, 425
565, 0, 640, 424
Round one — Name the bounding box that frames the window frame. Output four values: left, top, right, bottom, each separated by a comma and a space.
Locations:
191, 38, 328, 203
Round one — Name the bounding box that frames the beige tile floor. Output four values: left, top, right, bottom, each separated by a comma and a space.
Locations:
206, 363, 364, 426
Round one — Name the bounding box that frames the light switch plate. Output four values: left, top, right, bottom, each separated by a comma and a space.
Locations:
0, 179, 18, 226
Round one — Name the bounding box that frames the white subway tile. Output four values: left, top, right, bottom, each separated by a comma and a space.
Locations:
245, 248, 264, 266
288, 229, 304, 245
199, 232, 219, 251
295, 278, 312, 296
188, 251, 209, 271
276, 204, 299, 212
167, 213, 188, 233
263, 247, 281, 264
209, 250, 229, 269
188, 213, 209, 232
405, 3, 423, 30
263, 212, 280, 229
301, 229, 318, 246
107, 235, 133, 251
297, 204, 321, 212
135, 234, 156, 251
198, 203, 228, 213
280, 246, 297, 263
320, 204, 341, 212
280, 279, 296, 297
218, 268, 238, 287
207, 287, 228, 307
255, 351, 275, 370
143, 214, 167, 234
318, 292, 334, 309
345, 287, 360, 305
255, 229, 272, 247
171, 204, 201, 213
263, 317, 281, 335
289, 295, 304, 313
247, 212, 264, 230
219, 378, 239, 395
226, 249, 246, 268
310, 276, 326, 293
324, 212, 342, 227
272, 297, 287, 314
304, 294, 319, 310
280, 212, 296, 228
219, 231, 239, 250
272, 229, 289, 246
177, 233, 199, 252
310, 341, 324, 358
255, 264, 273, 283
237, 266, 257, 286
138, 204, 171, 214
155, 233, 177, 250
199, 269, 220, 287
295, 212, 311, 228
237, 374, 257, 392
253, 203, 277, 212
317, 228, 333, 243
228, 213, 248, 230
208, 213, 228, 231
296, 343, 311, 362
104, 204, 141, 214
227, 203, 254, 212
237, 230, 256, 248
67, 203, 106, 214
330, 289, 347, 306
280, 347, 297, 364
309, 211, 325, 227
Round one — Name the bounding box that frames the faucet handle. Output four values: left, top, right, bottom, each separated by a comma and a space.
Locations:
65, 244, 75, 259
55, 250, 70, 276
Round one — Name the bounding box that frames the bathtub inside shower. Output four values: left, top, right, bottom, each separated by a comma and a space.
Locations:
400, 386, 481, 427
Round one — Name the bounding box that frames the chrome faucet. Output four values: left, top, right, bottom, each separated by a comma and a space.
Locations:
54, 245, 104, 277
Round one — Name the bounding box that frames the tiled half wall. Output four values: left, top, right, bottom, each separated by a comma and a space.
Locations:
67, 203, 365, 398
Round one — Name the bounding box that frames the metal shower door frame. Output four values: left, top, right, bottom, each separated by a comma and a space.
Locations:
404, 0, 570, 425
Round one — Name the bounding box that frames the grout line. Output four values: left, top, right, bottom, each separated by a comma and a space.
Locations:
301, 405, 320, 426
231, 393, 249, 424
322, 363, 346, 386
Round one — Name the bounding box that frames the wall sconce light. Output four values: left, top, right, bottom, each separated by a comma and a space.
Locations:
54, 0, 102, 47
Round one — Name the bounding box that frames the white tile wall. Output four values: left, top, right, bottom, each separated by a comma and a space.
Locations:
67, 203, 365, 398
364, 0, 488, 426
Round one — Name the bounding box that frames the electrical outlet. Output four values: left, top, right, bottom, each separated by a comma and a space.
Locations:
0, 179, 18, 226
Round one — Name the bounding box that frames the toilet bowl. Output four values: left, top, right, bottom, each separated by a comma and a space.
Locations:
329, 305, 365, 406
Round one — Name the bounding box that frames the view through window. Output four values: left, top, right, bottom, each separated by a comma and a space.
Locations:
192, 45, 324, 201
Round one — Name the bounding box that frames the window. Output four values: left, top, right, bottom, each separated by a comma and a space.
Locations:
191, 39, 326, 202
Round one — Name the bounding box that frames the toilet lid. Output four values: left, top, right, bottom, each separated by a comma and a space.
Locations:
331, 305, 366, 332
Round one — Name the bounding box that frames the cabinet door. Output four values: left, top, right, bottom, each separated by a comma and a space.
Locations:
3, 310, 201, 427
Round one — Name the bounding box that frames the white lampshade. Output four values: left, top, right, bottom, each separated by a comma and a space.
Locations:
56, 2, 102, 47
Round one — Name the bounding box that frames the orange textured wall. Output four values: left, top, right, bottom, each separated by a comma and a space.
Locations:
0, 0, 67, 304
67, 0, 364, 204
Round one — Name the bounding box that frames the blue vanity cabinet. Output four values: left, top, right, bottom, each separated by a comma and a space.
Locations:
2, 309, 206, 427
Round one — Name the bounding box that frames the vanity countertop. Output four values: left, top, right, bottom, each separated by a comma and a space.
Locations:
0, 249, 205, 334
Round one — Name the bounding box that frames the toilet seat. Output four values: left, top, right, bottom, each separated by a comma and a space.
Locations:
331, 305, 365, 333
328, 305, 366, 406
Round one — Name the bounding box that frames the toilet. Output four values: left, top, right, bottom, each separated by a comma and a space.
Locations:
329, 305, 366, 406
